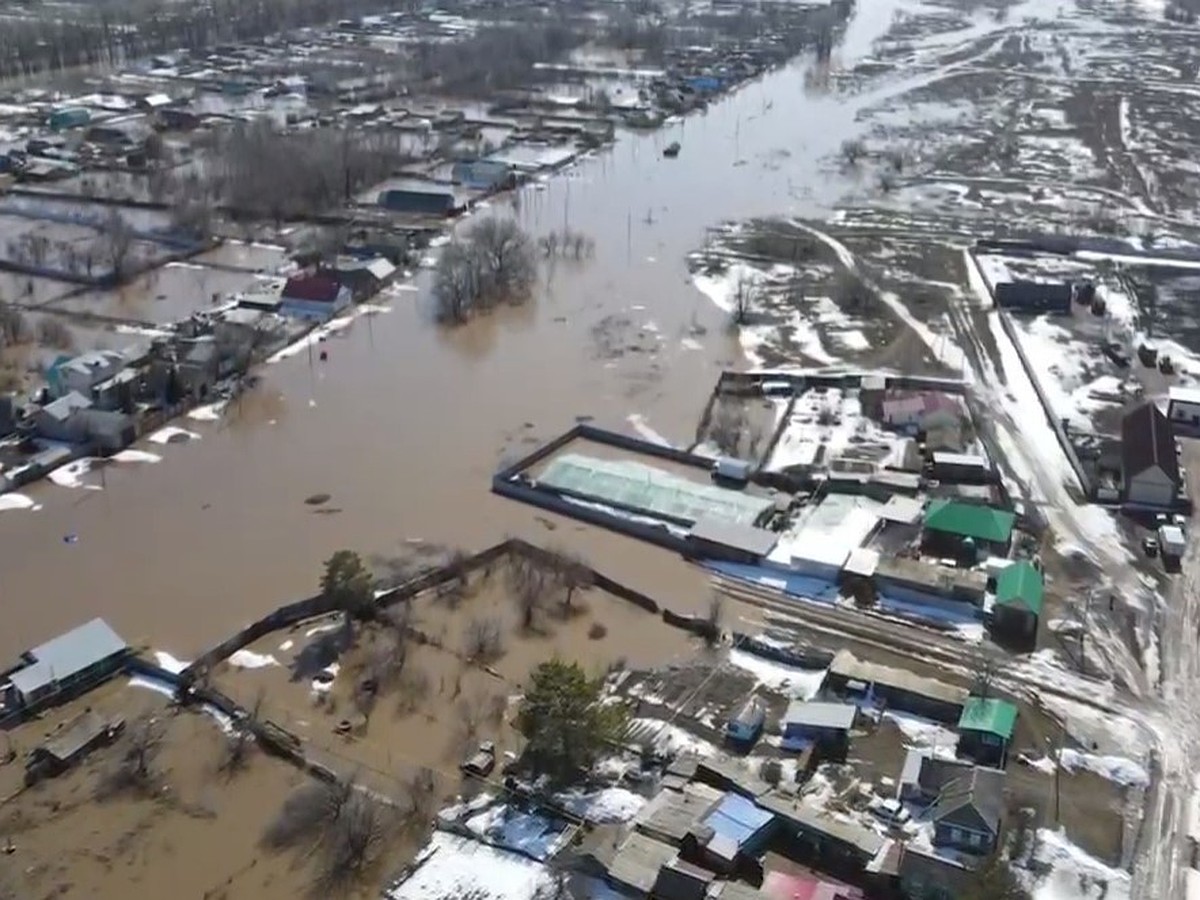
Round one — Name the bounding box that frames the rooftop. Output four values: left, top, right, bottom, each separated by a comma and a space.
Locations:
608, 831, 680, 893
927, 765, 1006, 832
635, 782, 724, 844
8, 618, 127, 698
783, 701, 858, 731
1122, 401, 1180, 485
689, 518, 779, 557
957, 696, 1018, 740
923, 499, 1015, 543
829, 650, 968, 707
40, 390, 92, 421
700, 793, 776, 852
994, 560, 1044, 615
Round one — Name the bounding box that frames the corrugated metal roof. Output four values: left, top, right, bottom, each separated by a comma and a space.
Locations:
689, 518, 778, 557
608, 831, 678, 893
994, 560, 1044, 615
923, 499, 1014, 543
702, 793, 775, 849
757, 793, 884, 856
8, 618, 127, 697
829, 650, 968, 707
957, 697, 1017, 740
783, 701, 857, 730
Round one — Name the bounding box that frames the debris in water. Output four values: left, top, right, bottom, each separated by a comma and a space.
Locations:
304, 493, 331, 506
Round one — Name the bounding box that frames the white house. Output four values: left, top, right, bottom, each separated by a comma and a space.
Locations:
1168, 386, 1200, 435
1122, 402, 1182, 508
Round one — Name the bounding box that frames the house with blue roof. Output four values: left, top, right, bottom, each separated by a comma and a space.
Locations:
687, 792, 777, 874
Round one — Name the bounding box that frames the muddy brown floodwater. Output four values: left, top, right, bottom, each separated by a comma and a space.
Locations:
0, 0, 940, 662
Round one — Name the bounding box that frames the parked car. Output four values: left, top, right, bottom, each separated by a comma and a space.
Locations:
461, 741, 496, 778
1142, 535, 1160, 558
868, 796, 911, 828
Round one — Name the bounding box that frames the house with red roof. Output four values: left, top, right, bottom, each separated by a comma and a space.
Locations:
279, 271, 351, 322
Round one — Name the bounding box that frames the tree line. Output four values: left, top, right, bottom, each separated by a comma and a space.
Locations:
0, 0, 417, 81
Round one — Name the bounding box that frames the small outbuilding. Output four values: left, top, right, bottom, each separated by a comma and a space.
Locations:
726, 695, 766, 745
956, 697, 1018, 768
781, 701, 857, 756
690, 792, 777, 872
1168, 385, 1200, 436
1, 618, 129, 714
25, 710, 125, 784
993, 280, 1073, 314
280, 272, 352, 322
990, 560, 1043, 646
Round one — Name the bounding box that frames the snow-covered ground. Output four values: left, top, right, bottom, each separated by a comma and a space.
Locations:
626, 717, 719, 758
726, 649, 827, 699
880, 710, 960, 758
385, 832, 554, 900
1058, 748, 1149, 788
766, 388, 908, 472
554, 786, 647, 824
1024, 828, 1131, 900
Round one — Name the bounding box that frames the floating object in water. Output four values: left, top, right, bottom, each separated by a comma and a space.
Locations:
319, 350, 328, 361
663, 141, 681, 158
63, 533, 78, 544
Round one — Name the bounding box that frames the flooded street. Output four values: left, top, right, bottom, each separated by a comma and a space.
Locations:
0, 0, 1017, 659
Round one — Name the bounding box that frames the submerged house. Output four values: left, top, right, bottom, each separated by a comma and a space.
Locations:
377, 186, 462, 216
34, 391, 134, 450
452, 159, 514, 190
280, 272, 351, 322
25, 709, 125, 784
0, 618, 129, 717
48, 350, 127, 398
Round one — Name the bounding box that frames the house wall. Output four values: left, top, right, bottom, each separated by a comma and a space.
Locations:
933, 820, 994, 854
280, 294, 349, 322
956, 730, 1007, 767
1127, 465, 1176, 508
35, 411, 87, 443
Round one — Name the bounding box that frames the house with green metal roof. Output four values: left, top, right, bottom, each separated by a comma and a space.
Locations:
991, 560, 1043, 647
922, 499, 1016, 560
956, 696, 1018, 768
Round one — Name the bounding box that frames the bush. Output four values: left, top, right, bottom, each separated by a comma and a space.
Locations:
587, 622, 608, 640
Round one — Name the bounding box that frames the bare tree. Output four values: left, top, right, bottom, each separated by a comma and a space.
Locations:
220, 689, 264, 775
395, 667, 432, 716
710, 402, 748, 456
732, 272, 757, 325
96, 711, 167, 798
704, 592, 724, 647
508, 557, 548, 631
973, 653, 1006, 700
433, 240, 482, 324
840, 138, 866, 166
36, 317, 74, 351
96, 209, 136, 283
462, 616, 505, 664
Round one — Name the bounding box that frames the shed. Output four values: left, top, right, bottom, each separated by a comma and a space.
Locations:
993, 280, 1073, 314
25, 710, 125, 783
34, 391, 93, 443
826, 650, 967, 724
726, 695, 766, 744
5, 618, 128, 707
635, 782, 724, 845
929, 451, 994, 484
687, 518, 778, 563
956, 697, 1018, 768
1168, 385, 1200, 435
1122, 402, 1181, 509
899, 752, 976, 805
781, 701, 857, 755
991, 560, 1043, 644
875, 556, 988, 608
757, 793, 884, 863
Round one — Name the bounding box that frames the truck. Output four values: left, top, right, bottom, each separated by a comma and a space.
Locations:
1159, 524, 1186, 561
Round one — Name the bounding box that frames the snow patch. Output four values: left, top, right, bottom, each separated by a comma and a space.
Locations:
228, 649, 279, 669
149, 426, 201, 444
1059, 749, 1148, 787
1026, 827, 1131, 900
0, 493, 41, 512
188, 400, 227, 421
385, 832, 553, 900
727, 649, 827, 700
154, 651, 190, 674
48, 459, 102, 490
111, 449, 162, 464
554, 786, 647, 824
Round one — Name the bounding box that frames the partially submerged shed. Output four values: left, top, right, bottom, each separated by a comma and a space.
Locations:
1, 618, 129, 714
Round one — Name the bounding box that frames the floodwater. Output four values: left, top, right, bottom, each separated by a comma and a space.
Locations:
0, 0, 1012, 660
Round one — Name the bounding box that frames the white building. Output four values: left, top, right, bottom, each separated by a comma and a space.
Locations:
1168, 386, 1200, 435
